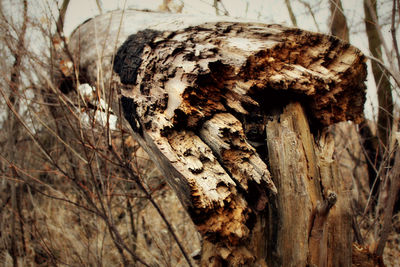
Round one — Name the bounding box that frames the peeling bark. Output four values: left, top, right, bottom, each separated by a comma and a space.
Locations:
68, 10, 368, 266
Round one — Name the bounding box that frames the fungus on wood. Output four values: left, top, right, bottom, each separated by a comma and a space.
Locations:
68, 10, 367, 267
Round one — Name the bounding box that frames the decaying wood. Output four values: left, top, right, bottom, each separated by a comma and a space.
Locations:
265, 103, 353, 267
266, 103, 319, 266
352, 243, 385, 267
67, 10, 368, 266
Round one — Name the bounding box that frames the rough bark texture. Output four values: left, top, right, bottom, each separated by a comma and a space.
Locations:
67, 10, 368, 266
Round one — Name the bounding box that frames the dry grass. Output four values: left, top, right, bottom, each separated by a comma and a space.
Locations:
0, 145, 200, 266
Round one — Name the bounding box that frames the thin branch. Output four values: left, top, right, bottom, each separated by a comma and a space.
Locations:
284, 0, 298, 27
367, 55, 400, 88
298, 0, 320, 32
397, 0, 400, 21
107, 0, 127, 147
95, 0, 103, 14
27, 103, 89, 164
109, 144, 194, 267
362, 139, 395, 217
365, 0, 398, 76
213, 0, 219, 16
0, 80, 57, 169
375, 145, 400, 256
218, 0, 229, 16
56, 0, 70, 36
329, 0, 349, 41
197, 0, 228, 16
392, 0, 400, 72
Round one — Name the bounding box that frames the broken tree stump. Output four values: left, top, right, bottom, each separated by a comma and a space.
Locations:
68, 10, 367, 267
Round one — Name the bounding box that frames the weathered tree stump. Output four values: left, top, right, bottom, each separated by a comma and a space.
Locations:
68, 10, 367, 266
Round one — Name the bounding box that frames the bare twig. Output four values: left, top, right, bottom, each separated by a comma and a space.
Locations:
375, 145, 400, 256
365, 0, 394, 70
96, 0, 103, 14
298, 0, 320, 32
10, 166, 18, 267
198, 0, 228, 16
109, 144, 194, 267
284, 0, 298, 27
365, 0, 400, 97
392, 0, 400, 72
329, 0, 349, 41
218, 0, 229, 16
367, 55, 400, 90
3, 1, 28, 265
56, 0, 70, 35
362, 141, 395, 216
213, 0, 219, 16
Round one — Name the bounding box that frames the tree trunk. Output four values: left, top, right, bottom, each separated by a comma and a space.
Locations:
67, 10, 368, 266
364, 0, 393, 149
329, 0, 349, 42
